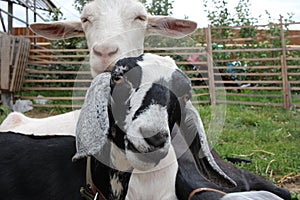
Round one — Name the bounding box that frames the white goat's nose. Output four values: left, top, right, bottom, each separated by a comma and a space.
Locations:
93, 43, 119, 57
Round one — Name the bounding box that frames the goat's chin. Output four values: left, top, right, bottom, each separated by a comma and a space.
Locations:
126, 151, 158, 171
89, 59, 116, 77
125, 146, 170, 171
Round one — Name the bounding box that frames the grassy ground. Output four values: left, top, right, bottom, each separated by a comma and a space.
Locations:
197, 104, 300, 198
0, 104, 299, 198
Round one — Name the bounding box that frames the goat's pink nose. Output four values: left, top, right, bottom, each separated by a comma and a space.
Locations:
93, 44, 119, 57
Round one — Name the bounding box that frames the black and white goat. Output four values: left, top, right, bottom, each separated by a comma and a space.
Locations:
0, 54, 198, 199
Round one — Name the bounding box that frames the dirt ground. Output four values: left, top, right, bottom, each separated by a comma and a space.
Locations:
25, 109, 66, 118
278, 174, 300, 195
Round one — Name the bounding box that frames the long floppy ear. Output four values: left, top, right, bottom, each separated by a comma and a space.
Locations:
146, 16, 197, 38
30, 20, 84, 40
178, 101, 237, 187
72, 73, 111, 161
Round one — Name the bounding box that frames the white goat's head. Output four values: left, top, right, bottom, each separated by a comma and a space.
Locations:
30, 0, 197, 77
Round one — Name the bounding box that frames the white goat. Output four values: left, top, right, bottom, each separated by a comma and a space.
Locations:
0, 111, 79, 136
0, 0, 197, 199
1, 0, 197, 135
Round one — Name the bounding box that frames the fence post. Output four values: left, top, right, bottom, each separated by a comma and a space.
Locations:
279, 16, 292, 109
0, 34, 12, 107
206, 25, 216, 105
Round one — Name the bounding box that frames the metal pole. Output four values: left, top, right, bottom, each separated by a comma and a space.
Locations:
8, 0, 13, 34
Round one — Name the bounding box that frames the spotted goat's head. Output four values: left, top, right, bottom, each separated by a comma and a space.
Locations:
74, 53, 236, 187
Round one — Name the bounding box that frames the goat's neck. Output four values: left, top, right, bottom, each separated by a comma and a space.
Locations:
91, 149, 132, 199
91, 114, 133, 200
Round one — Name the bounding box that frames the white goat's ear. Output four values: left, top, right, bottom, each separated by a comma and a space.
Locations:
30, 20, 84, 40
179, 101, 237, 187
146, 16, 197, 38
73, 73, 111, 161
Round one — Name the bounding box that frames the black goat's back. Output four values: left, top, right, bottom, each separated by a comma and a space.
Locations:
0, 132, 86, 200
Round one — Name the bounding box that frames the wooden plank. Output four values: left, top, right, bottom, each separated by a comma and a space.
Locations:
215, 86, 282, 90
191, 100, 211, 104
214, 66, 281, 70
20, 96, 85, 100
176, 61, 208, 65
206, 26, 216, 105
215, 80, 282, 84
213, 36, 281, 43
225, 93, 282, 98
192, 93, 210, 97
280, 16, 292, 109
23, 79, 91, 83
10, 37, 22, 92
215, 57, 281, 63
22, 87, 89, 91
9, 37, 15, 66
31, 104, 82, 108
31, 54, 89, 59
214, 72, 282, 76
1, 35, 10, 90
287, 66, 300, 69
25, 69, 91, 75
192, 85, 209, 89
190, 77, 208, 81
30, 49, 89, 53
286, 57, 300, 61
289, 81, 300, 84
217, 100, 284, 107
288, 73, 300, 76
145, 47, 205, 51
213, 48, 282, 53
16, 38, 30, 91
29, 60, 89, 65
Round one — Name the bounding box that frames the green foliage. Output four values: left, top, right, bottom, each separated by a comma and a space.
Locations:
0, 105, 10, 124
141, 0, 174, 15
73, 0, 174, 15
201, 0, 300, 89
73, 0, 92, 13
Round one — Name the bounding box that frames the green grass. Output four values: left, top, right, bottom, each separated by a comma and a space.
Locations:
0, 106, 11, 123
197, 104, 300, 198
198, 105, 300, 177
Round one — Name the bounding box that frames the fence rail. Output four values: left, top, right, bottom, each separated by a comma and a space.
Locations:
1, 21, 300, 109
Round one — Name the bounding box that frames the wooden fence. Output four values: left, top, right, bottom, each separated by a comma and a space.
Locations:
0, 33, 30, 105
5, 20, 300, 109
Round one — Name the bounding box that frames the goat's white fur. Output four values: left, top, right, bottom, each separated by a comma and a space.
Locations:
126, 145, 178, 200
0, 110, 80, 136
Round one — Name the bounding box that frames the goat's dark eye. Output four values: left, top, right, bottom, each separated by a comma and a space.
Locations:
113, 76, 123, 84
81, 17, 88, 23
134, 15, 147, 22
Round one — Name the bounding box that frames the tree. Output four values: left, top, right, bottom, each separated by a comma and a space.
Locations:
73, 0, 174, 15
141, 0, 174, 15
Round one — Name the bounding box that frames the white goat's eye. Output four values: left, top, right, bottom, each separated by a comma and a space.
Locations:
134, 15, 147, 22
81, 17, 89, 23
